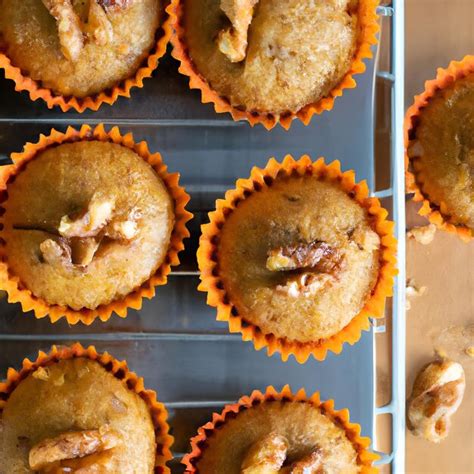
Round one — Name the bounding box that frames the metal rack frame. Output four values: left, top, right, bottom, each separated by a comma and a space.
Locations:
0, 1, 406, 472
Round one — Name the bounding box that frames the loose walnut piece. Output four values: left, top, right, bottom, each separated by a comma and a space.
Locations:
407, 224, 436, 245
241, 433, 288, 474
218, 0, 259, 62
42, 0, 84, 61
407, 359, 465, 443
29, 426, 120, 471
405, 278, 426, 311
266, 241, 342, 273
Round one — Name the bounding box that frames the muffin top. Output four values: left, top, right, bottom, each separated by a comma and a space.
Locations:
2, 141, 174, 310
410, 73, 474, 229
183, 0, 359, 115
0, 0, 161, 97
0, 358, 156, 473
196, 400, 360, 473
218, 175, 381, 342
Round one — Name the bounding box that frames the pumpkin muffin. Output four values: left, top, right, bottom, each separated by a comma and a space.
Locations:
0, 357, 157, 473
0, 0, 162, 98
217, 175, 381, 343
1, 140, 174, 311
183, 387, 378, 473
172, 0, 380, 126
407, 73, 474, 231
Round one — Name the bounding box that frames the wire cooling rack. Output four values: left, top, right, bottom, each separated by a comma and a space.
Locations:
0, 1, 406, 472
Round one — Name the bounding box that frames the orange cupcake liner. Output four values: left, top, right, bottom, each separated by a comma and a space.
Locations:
0, 342, 173, 474
182, 384, 379, 473
0, 4, 172, 112
197, 155, 397, 363
404, 55, 474, 242
0, 123, 193, 325
168, 0, 380, 130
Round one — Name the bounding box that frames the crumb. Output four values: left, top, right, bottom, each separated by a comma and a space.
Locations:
435, 347, 448, 359
407, 224, 436, 245
465, 347, 474, 358
406, 278, 427, 311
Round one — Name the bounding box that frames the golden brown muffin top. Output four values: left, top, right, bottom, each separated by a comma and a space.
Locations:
183, 0, 359, 115
196, 400, 361, 473
0, 0, 161, 97
218, 175, 381, 342
0, 358, 156, 473
409, 74, 474, 229
2, 141, 174, 310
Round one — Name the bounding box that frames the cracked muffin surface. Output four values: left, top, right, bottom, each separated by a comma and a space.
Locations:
196, 400, 360, 474
0, 358, 156, 473
409, 73, 474, 230
0, 0, 161, 97
2, 141, 174, 310
182, 0, 359, 115
218, 175, 381, 342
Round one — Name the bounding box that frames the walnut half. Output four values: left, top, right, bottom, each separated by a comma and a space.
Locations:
29, 426, 120, 471
407, 359, 465, 443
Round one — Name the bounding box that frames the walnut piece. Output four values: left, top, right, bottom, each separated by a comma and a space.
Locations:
407, 224, 436, 245
84, 0, 114, 46
98, 0, 134, 10
407, 359, 465, 443
40, 238, 72, 268
280, 449, 323, 474
241, 433, 288, 474
29, 426, 120, 471
41, 449, 115, 473
266, 241, 342, 273
217, 0, 259, 62
70, 237, 102, 267
59, 194, 115, 238
241, 434, 323, 474
42, 0, 84, 61
276, 272, 333, 298
405, 278, 427, 311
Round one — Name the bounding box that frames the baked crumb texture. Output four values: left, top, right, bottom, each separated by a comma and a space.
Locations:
170, 0, 379, 129
405, 55, 474, 242
0, 343, 173, 474
0, 0, 172, 111
182, 385, 379, 474
0, 124, 192, 325
407, 359, 466, 443
198, 155, 397, 363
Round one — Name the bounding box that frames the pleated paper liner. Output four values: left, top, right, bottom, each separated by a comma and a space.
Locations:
0, 4, 172, 113
404, 55, 474, 242
0, 124, 192, 325
0, 343, 173, 474
197, 156, 397, 363
169, 0, 380, 130
182, 385, 379, 473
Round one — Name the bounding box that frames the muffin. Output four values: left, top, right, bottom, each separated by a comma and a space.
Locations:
182, 385, 378, 473
0, 344, 173, 473
0, 124, 191, 324
170, 0, 379, 128
198, 156, 396, 362
0, 0, 171, 111
405, 56, 474, 241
